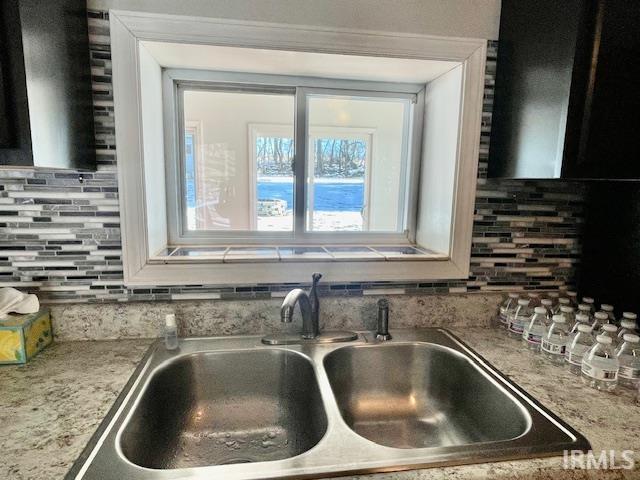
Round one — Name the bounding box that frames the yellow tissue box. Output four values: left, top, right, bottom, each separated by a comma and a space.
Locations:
0, 308, 52, 365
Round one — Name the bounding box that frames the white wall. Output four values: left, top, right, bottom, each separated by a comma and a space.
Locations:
89, 0, 500, 40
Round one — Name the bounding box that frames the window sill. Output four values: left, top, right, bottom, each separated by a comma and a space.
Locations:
149, 245, 448, 264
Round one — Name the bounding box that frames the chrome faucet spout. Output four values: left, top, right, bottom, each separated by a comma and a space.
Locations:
280, 288, 317, 338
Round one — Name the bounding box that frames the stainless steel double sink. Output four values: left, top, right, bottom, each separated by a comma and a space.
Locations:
67, 329, 590, 479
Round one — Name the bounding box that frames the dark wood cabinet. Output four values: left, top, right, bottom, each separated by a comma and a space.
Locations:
0, 0, 95, 169
489, 0, 640, 180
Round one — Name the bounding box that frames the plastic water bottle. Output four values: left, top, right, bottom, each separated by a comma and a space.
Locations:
540, 298, 554, 322
615, 334, 640, 389
523, 306, 548, 351
164, 313, 179, 350
508, 299, 532, 339
570, 312, 591, 335
600, 304, 615, 324
581, 334, 619, 392
560, 305, 576, 328
565, 324, 595, 375
598, 323, 618, 344
541, 314, 569, 364
582, 296, 595, 313
618, 316, 639, 342
498, 293, 520, 329
621, 311, 638, 324
546, 291, 560, 307
527, 292, 541, 307
554, 297, 571, 315
577, 303, 593, 326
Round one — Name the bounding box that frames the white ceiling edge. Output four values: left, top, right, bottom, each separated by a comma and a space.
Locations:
140, 41, 460, 84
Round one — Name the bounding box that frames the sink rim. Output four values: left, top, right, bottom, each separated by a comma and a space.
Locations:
67, 329, 591, 480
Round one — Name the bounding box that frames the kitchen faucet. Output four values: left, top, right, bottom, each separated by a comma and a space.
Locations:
280, 273, 322, 339
262, 273, 357, 345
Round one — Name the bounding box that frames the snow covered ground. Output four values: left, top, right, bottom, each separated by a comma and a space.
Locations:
257, 211, 363, 231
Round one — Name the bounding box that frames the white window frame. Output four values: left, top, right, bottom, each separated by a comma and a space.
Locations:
111, 10, 486, 285
166, 74, 418, 245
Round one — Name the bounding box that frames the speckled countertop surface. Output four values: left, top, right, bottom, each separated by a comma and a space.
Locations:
1, 328, 639, 480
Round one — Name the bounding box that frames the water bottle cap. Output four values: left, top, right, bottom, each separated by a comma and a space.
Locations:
583, 297, 595, 304
560, 305, 574, 313
558, 297, 571, 305
602, 324, 617, 333
547, 292, 560, 298
575, 313, 589, 322
600, 304, 614, 312
517, 299, 530, 306
566, 290, 577, 297
596, 334, 612, 344
527, 292, 540, 298
534, 307, 547, 314
620, 319, 636, 329
541, 299, 553, 306
578, 304, 591, 312
165, 314, 176, 327
552, 314, 566, 323
623, 312, 638, 320
594, 311, 609, 320
577, 324, 593, 333
508, 293, 520, 298
623, 333, 640, 343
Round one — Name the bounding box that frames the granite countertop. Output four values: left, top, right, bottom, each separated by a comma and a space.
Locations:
1, 328, 639, 480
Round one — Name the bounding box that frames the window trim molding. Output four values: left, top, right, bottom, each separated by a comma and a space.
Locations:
110, 10, 486, 285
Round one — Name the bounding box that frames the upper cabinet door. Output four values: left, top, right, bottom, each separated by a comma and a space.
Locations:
567, 0, 640, 179
0, 0, 95, 170
489, 0, 640, 180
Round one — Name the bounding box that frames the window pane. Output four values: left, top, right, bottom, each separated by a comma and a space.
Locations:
182, 90, 294, 232
306, 95, 409, 233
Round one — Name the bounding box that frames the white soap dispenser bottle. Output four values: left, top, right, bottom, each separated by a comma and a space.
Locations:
164, 313, 178, 350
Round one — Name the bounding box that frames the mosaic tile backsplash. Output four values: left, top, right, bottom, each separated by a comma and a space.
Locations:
0, 11, 585, 304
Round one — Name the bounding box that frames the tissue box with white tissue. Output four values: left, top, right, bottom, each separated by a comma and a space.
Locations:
0, 287, 49, 364
0, 308, 52, 364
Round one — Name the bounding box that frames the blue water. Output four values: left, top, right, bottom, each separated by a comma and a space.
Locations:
258, 182, 364, 211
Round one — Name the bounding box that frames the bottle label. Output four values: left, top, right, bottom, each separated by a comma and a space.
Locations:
542, 338, 566, 355
508, 320, 524, 334
525, 326, 545, 344
619, 365, 640, 380
565, 344, 590, 365
582, 359, 618, 381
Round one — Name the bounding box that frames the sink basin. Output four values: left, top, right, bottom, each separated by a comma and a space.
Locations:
120, 349, 327, 468
324, 343, 529, 449
68, 330, 590, 480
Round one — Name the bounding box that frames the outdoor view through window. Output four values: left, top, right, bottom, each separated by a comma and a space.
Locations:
182, 88, 410, 236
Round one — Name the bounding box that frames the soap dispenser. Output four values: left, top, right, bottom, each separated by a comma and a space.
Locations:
164, 313, 178, 350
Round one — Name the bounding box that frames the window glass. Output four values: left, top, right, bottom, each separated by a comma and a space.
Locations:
307, 95, 409, 233
182, 90, 295, 231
